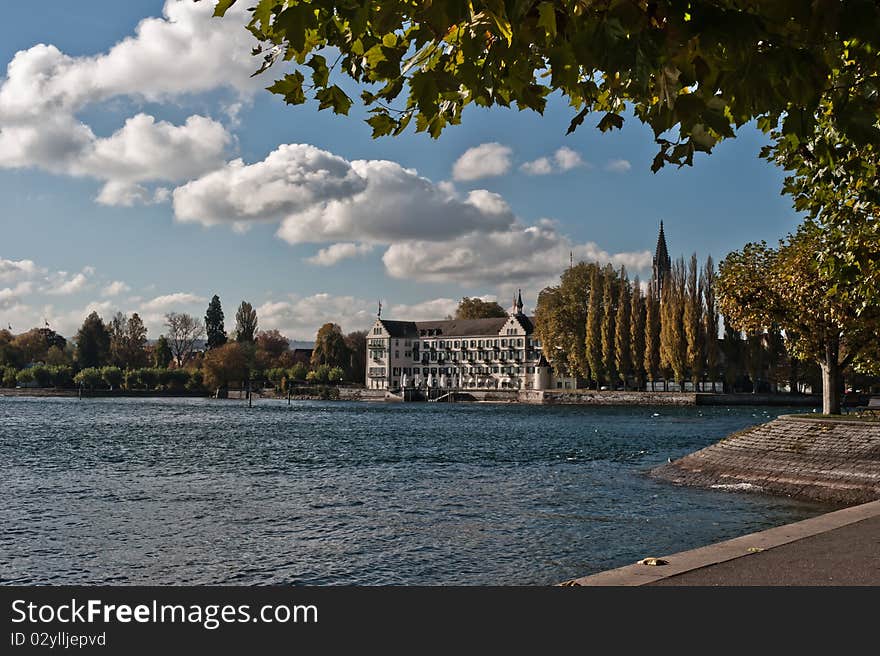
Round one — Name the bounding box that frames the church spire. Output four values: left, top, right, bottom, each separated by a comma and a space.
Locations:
652, 221, 671, 300
516, 289, 524, 314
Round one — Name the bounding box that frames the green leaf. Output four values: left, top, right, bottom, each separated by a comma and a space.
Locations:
367, 114, 397, 138
307, 55, 329, 88
597, 112, 624, 132
316, 85, 353, 114
213, 0, 237, 18
537, 2, 557, 38
266, 71, 306, 105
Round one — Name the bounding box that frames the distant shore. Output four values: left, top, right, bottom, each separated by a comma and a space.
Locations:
1, 386, 826, 407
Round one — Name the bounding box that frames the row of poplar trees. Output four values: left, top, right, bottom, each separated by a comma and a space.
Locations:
535, 255, 720, 390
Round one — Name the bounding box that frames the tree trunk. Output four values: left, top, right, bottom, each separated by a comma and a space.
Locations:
820, 338, 842, 415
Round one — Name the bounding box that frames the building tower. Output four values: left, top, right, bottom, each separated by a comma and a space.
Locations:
510, 289, 524, 316
652, 221, 671, 300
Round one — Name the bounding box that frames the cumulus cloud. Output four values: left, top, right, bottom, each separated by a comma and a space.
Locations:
44, 267, 94, 296
0, 1, 256, 122
388, 298, 459, 321
141, 292, 206, 312
0, 281, 34, 310
0, 1, 251, 205
521, 147, 586, 175
0, 258, 44, 283
173, 144, 516, 243
383, 223, 652, 288
101, 281, 131, 297
257, 294, 377, 340
306, 243, 374, 266
554, 147, 585, 171
520, 157, 553, 175
452, 143, 513, 181
605, 158, 632, 173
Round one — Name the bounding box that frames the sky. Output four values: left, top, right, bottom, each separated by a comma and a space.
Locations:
0, 0, 805, 342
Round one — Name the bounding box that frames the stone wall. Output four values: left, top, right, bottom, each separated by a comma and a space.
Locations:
651, 415, 880, 505
518, 390, 698, 405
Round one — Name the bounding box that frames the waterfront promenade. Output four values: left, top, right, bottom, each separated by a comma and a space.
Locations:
566, 498, 880, 586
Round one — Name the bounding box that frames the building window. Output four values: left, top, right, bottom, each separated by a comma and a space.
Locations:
395, 351, 399, 358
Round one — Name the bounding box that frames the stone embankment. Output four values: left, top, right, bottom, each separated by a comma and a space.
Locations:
517, 390, 819, 406
651, 415, 880, 505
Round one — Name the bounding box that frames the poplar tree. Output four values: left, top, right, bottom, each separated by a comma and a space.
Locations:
703, 256, 720, 392
614, 267, 631, 389
600, 265, 617, 387
629, 277, 646, 391
584, 265, 602, 390
234, 301, 258, 343
660, 258, 687, 388
643, 280, 660, 390
684, 253, 705, 389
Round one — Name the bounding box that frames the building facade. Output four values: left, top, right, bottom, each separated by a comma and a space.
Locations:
366, 292, 554, 391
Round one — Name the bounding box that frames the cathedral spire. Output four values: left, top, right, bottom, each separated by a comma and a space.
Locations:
516, 289, 524, 314
652, 221, 671, 300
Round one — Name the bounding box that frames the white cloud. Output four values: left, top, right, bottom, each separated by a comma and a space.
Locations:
306, 243, 374, 266
521, 147, 586, 175
101, 281, 131, 297
0, 1, 251, 205
0, 281, 34, 310
388, 298, 459, 321
173, 144, 516, 244
0, 258, 44, 283
605, 158, 632, 173
257, 294, 376, 340
520, 157, 553, 175
44, 268, 94, 296
383, 223, 652, 288
141, 292, 206, 312
0, 1, 256, 122
554, 147, 584, 171
452, 143, 512, 181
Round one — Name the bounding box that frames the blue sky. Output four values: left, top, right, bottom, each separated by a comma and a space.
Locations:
0, 0, 802, 341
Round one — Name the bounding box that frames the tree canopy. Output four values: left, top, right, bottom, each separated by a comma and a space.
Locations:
455, 297, 507, 320
718, 222, 880, 414
210, 0, 880, 169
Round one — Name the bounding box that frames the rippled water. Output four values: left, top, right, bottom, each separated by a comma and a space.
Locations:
0, 396, 830, 585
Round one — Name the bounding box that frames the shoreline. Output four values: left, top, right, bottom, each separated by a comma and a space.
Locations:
1, 387, 825, 407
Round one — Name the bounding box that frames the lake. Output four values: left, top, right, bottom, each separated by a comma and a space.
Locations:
0, 396, 831, 585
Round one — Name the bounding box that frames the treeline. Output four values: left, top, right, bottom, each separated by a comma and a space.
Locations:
0, 295, 367, 394
534, 256, 820, 393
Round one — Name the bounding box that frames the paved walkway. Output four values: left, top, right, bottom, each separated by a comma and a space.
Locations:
567, 499, 880, 586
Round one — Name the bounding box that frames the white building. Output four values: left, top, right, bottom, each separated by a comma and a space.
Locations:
366, 292, 556, 392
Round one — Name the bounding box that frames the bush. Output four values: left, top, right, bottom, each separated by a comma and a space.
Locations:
124, 369, 141, 390
267, 367, 287, 387
139, 368, 159, 391
15, 368, 35, 385
165, 368, 190, 391
185, 370, 204, 392
327, 366, 345, 384
74, 368, 103, 390
101, 366, 124, 390
49, 365, 73, 388
29, 365, 53, 387
2, 366, 17, 388
288, 363, 309, 382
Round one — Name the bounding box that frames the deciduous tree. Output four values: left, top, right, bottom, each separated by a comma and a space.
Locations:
455, 297, 507, 320
234, 301, 258, 343
718, 223, 880, 414
164, 313, 205, 367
